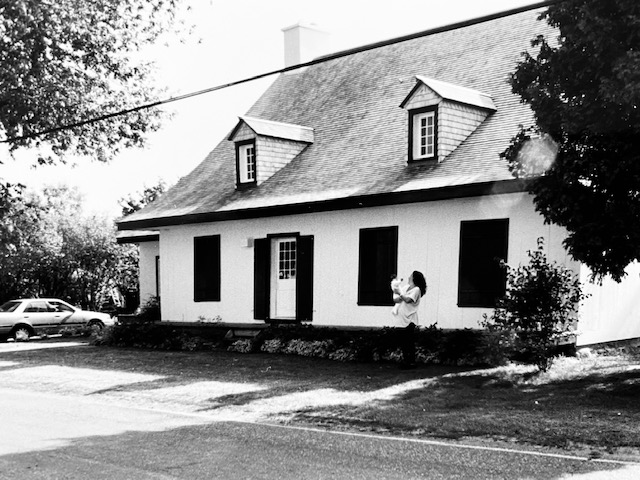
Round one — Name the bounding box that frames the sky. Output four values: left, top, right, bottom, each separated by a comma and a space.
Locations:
1, 0, 540, 217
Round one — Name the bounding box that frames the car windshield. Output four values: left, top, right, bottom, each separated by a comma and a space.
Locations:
0, 301, 22, 312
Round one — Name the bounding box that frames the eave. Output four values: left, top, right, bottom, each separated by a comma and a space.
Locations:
116, 230, 160, 244
118, 178, 535, 231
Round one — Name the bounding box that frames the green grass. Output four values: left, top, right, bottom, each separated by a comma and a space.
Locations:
292, 354, 640, 457
4, 339, 640, 460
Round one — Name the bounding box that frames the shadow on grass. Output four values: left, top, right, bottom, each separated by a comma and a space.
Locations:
200, 390, 278, 410
1, 342, 467, 393
290, 359, 640, 454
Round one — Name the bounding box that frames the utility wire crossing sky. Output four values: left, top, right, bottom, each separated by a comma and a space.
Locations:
0, 0, 559, 145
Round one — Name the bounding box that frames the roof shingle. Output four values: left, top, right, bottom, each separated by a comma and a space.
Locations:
119, 8, 553, 230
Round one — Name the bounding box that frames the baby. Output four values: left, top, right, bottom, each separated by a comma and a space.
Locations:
390, 275, 408, 315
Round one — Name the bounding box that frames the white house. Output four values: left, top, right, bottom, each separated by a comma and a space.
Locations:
118, 5, 640, 346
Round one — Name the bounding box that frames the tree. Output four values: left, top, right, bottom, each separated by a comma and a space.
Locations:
0, 185, 139, 311
505, 0, 640, 281
119, 180, 167, 217
0, 183, 50, 300
34, 186, 140, 310
0, 0, 186, 164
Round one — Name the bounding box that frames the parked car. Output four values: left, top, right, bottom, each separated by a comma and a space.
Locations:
0, 298, 115, 341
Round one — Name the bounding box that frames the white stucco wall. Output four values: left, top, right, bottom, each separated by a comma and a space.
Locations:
155, 192, 574, 330
138, 241, 159, 307
577, 262, 640, 346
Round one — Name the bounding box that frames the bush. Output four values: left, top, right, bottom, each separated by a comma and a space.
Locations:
90, 319, 225, 350
228, 339, 255, 353
482, 238, 586, 371
93, 319, 502, 367
135, 295, 161, 321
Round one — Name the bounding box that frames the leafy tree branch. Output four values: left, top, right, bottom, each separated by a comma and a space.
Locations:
505, 0, 640, 281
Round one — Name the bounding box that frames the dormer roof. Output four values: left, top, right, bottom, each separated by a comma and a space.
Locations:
228, 116, 314, 143
400, 76, 497, 111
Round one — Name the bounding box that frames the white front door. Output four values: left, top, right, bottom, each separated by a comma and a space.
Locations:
270, 237, 297, 319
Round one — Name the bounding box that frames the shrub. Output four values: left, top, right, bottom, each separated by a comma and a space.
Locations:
228, 339, 255, 353
90, 325, 115, 346
260, 338, 286, 354
93, 318, 504, 367
438, 329, 500, 367
482, 238, 587, 371
328, 347, 357, 362
135, 295, 161, 321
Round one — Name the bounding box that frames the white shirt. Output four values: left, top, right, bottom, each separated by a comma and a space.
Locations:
397, 286, 421, 326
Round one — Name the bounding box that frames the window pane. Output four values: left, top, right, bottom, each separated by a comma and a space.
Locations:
278, 240, 297, 279
238, 143, 256, 183
412, 110, 435, 160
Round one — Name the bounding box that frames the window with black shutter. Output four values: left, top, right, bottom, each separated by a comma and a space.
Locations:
357, 226, 398, 306
194, 235, 221, 302
458, 219, 509, 307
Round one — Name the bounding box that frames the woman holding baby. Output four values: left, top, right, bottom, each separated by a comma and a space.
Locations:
392, 271, 427, 369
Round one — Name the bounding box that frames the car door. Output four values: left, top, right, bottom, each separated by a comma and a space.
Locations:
22, 300, 55, 333
48, 300, 79, 329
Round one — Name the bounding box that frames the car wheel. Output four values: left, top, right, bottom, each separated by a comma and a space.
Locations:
87, 320, 104, 334
11, 326, 32, 342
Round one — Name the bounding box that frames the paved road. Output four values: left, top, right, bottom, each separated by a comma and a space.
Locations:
1, 387, 637, 479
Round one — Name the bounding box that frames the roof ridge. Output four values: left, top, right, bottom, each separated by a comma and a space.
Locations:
313, 1, 555, 64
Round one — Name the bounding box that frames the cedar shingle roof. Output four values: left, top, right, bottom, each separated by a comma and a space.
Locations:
119, 8, 553, 230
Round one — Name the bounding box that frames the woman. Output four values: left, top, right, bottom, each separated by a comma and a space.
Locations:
393, 270, 427, 368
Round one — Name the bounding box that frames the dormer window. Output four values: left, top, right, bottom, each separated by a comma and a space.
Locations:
400, 76, 496, 164
236, 140, 257, 185
228, 116, 314, 189
410, 107, 437, 161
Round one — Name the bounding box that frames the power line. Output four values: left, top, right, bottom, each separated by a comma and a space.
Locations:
0, 0, 560, 145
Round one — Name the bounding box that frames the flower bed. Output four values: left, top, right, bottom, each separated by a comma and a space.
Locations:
91, 320, 522, 367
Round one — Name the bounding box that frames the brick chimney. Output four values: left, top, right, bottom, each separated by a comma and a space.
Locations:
282, 22, 330, 72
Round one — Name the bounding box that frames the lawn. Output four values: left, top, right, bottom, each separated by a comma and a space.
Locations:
4, 339, 640, 461
293, 354, 640, 457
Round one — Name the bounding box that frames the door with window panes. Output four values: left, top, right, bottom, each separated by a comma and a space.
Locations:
270, 237, 297, 319
253, 234, 314, 322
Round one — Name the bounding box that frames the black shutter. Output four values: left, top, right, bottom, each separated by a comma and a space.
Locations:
357, 226, 398, 306
155, 256, 160, 299
254, 238, 270, 320
194, 235, 220, 302
296, 235, 314, 321
458, 219, 509, 307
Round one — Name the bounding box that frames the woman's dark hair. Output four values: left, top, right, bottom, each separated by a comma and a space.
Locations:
412, 271, 427, 296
